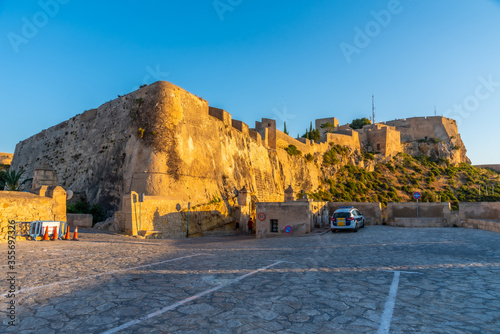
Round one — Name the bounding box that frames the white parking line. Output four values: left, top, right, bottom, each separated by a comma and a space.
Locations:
12, 254, 206, 295
101, 261, 285, 334
378, 271, 401, 334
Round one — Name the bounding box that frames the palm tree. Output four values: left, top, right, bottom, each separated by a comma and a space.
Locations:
0, 169, 32, 191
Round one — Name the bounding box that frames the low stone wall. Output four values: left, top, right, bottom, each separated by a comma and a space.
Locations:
117, 191, 235, 238
393, 217, 449, 228
326, 202, 382, 225
256, 201, 311, 238
459, 202, 500, 233
387, 202, 451, 224
459, 202, 500, 222
463, 219, 500, 233
67, 214, 93, 228
0, 186, 66, 241
474, 164, 500, 172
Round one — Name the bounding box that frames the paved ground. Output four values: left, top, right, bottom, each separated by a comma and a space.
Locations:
2, 226, 500, 333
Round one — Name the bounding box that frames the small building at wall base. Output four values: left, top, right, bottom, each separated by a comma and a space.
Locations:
255, 200, 330, 238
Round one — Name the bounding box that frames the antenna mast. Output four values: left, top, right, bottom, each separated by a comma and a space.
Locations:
434, 105, 437, 117
371, 95, 376, 124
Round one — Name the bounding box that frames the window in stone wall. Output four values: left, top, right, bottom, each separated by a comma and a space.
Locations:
270, 219, 278, 233
377, 143, 381, 151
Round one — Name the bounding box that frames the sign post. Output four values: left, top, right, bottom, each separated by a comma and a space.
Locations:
138, 193, 145, 233
186, 202, 191, 238
413, 192, 421, 218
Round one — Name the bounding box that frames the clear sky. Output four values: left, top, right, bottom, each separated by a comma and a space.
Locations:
1, 0, 499, 164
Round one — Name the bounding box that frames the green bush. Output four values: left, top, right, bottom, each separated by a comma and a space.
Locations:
363, 152, 375, 160
301, 129, 321, 142
285, 145, 302, 156
67, 200, 106, 225
350, 118, 371, 129
305, 153, 314, 162
323, 150, 339, 166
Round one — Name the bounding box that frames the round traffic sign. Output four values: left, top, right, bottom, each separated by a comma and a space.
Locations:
413, 192, 422, 200
257, 213, 266, 221
284, 225, 292, 234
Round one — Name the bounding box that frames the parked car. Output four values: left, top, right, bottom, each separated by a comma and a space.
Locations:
330, 206, 365, 233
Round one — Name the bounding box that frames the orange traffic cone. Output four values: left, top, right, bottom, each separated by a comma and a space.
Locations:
51, 226, 58, 241
42, 226, 50, 241
72, 226, 79, 241
63, 225, 71, 240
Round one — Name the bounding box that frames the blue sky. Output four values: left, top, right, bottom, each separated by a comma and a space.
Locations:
1, 0, 499, 164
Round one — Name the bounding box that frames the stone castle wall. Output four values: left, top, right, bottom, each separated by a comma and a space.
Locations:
356, 125, 401, 157
315, 117, 339, 136
384, 116, 457, 142
384, 116, 468, 164
10, 91, 151, 212
10, 82, 326, 214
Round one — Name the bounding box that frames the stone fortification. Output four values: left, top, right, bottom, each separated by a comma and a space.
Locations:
384, 116, 469, 164
355, 124, 401, 157
11, 82, 331, 214
385, 116, 458, 142
10, 81, 470, 222
316, 117, 339, 136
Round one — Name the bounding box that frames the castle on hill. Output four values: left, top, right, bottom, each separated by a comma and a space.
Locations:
211, 106, 467, 163
10, 81, 469, 214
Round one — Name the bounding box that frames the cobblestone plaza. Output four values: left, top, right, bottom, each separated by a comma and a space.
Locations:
2, 226, 500, 333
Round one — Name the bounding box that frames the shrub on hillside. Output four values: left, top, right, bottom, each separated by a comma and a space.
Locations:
285, 145, 302, 156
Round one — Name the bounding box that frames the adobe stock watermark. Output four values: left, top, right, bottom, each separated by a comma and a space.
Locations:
444, 75, 499, 126
213, 0, 242, 21
7, 0, 70, 54
131, 65, 170, 92
273, 106, 296, 124
340, 0, 410, 64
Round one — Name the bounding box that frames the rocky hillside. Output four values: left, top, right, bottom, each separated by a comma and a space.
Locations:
401, 138, 469, 166
306, 147, 500, 210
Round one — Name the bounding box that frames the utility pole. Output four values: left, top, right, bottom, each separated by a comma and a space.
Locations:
372, 95, 376, 124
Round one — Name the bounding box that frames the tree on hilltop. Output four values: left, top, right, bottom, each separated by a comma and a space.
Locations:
350, 118, 371, 129
302, 128, 320, 142
284, 122, 289, 135
320, 122, 337, 133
